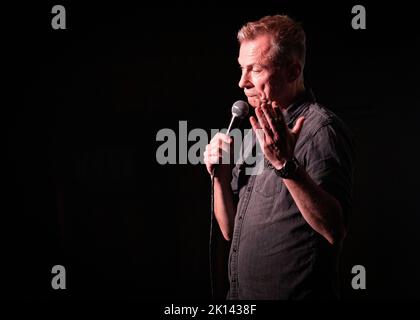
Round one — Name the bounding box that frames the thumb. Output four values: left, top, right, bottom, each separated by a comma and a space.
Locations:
291, 116, 305, 137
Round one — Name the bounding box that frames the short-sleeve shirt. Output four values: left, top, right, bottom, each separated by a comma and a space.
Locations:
228, 90, 354, 299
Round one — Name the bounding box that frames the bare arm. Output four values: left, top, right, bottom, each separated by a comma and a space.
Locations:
251, 102, 346, 245
212, 174, 237, 241
282, 167, 345, 245
204, 133, 237, 241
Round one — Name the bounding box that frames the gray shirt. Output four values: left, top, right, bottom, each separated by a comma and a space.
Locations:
228, 91, 354, 299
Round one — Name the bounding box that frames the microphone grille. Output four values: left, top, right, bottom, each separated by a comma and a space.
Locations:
232, 100, 249, 119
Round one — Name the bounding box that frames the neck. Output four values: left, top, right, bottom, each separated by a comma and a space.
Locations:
276, 81, 305, 111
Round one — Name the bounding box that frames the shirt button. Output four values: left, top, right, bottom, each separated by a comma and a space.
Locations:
233, 248, 237, 252
239, 216, 243, 220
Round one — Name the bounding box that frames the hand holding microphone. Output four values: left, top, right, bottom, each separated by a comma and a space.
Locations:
204, 101, 249, 178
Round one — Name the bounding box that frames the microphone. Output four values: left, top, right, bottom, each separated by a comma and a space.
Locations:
209, 100, 248, 299
210, 100, 249, 176
226, 100, 249, 134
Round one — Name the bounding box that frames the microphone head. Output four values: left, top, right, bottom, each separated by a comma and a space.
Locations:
231, 100, 249, 119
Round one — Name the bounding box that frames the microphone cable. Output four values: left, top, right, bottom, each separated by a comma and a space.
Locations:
209, 169, 216, 299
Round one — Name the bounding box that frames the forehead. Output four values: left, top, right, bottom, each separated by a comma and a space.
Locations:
238, 35, 273, 65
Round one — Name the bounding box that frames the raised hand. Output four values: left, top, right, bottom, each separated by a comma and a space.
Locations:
250, 101, 305, 170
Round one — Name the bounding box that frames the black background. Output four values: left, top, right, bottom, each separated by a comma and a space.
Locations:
4, 1, 420, 300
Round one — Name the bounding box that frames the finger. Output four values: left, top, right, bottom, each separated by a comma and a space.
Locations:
250, 115, 261, 129
264, 101, 277, 119
256, 106, 276, 147
209, 145, 224, 158
211, 133, 232, 144
250, 116, 266, 148
255, 106, 273, 139
220, 135, 234, 149
210, 135, 232, 157
210, 141, 231, 155
220, 142, 232, 156
271, 101, 286, 124
221, 134, 233, 144
291, 116, 305, 137
204, 152, 218, 166
272, 101, 289, 136
261, 103, 279, 139
208, 154, 220, 164
211, 138, 223, 152
209, 147, 232, 166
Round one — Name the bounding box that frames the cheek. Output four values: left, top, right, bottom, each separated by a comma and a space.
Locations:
256, 83, 272, 101
254, 75, 272, 100
269, 73, 286, 94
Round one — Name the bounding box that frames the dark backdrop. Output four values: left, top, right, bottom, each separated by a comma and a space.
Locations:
5, 1, 420, 299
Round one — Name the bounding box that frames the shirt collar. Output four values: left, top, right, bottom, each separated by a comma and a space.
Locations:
284, 88, 316, 126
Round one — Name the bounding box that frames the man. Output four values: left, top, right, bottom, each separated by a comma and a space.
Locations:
203, 15, 354, 299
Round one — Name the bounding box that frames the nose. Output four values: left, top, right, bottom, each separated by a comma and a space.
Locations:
238, 69, 251, 89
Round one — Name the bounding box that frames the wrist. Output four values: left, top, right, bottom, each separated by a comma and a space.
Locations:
213, 175, 232, 187
272, 156, 292, 170
272, 157, 300, 179
212, 166, 233, 182
272, 160, 286, 171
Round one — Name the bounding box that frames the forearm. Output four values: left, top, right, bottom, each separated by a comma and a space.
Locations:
283, 167, 345, 245
213, 177, 237, 241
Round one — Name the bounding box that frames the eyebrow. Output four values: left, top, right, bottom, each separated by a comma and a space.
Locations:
238, 60, 263, 67
237, 62, 266, 70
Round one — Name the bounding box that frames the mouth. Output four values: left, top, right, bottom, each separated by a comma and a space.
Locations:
244, 95, 260, 108
245, 93, 257, 98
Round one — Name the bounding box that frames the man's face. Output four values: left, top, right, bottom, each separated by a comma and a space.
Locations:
238, 35, 287, 108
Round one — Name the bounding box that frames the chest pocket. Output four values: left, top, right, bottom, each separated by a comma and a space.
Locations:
254, 166, 283, 198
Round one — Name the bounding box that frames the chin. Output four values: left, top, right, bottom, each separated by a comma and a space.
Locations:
247, 96, 260, 108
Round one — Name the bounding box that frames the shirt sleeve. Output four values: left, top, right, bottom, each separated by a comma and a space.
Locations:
302, 123, 355, 226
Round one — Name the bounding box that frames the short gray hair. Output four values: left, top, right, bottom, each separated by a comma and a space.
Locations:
237, 14, 306, 68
